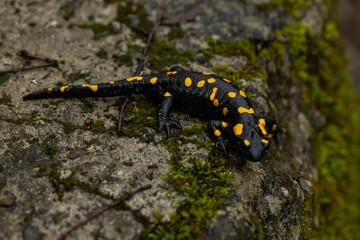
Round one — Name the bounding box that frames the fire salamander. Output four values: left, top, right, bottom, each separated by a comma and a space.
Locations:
23, 66, 281, 161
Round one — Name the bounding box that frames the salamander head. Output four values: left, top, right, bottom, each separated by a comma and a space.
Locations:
232, 123, 269, 162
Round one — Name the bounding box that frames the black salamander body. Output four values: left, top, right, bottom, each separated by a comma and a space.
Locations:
23, 67, 281, 161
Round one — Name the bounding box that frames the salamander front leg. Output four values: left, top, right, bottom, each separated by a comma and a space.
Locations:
158, 92, 182, 137
208, 120, 230, 157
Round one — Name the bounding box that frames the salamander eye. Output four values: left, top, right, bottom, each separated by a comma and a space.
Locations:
261, 139, 269, 149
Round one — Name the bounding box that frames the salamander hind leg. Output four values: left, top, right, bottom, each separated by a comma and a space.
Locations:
158, 92, 182, 137
208, 120, 230, 157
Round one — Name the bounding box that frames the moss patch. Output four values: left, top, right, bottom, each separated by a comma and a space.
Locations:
147, 40, 194, 72
0, 94, 13, 107
0, 73, 10, 85
96, 48, 108, 59
256, 0, 311, 19
258, 1, 360, 238
78, 22, 117, 40
144, 152, 232, 238
66, 71, 91, 83
120, 96, 158, 138
168, 26, 185, 40
204, 37, 267, 82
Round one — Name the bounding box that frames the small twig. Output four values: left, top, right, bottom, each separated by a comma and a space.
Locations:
0, 49, 59, 75
57, 184, 152, 240
17, 49, 59, 67
117, 0, 167, 134
0, 63, 57, 75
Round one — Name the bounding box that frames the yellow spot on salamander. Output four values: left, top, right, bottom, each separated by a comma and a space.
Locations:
222, 121, 228, 128
207, 78, 216, 83
244, 139, 251, 146
203, 72, 211, 75
213, 99, 219, 106
109, 81, 115, 84
47, 88, 53, 92
163, 92, 172, 97
150, 77, 158, 84
223, 78, 231, 82
167, 71, 177, 75
197, 80, 205, 88
239, 90, 246, 98
223, 107, 228, 115
268, 134, 273, 138
259, 124, 267, 135
214, 130, 221, 136
60, 86, 68, 92
228, 92, 236, 98
262, 139, 269, 144
238, 107, 255, 114
82, 84, 98, 92
185, 77, 192, 87
259, 118, 266, 126
127, 76, 143, 81
233, 123, 243, 136
210, 87, 218, 101
272, 124, 277, 131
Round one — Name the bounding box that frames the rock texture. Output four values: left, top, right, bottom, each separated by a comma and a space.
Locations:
0, 0, 330, 239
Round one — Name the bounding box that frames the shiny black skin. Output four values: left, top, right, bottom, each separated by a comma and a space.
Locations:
23, 66, 280, 161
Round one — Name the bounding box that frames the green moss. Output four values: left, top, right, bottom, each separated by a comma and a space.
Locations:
123, 161, 134, 167
120, 96, 158, 138
134, 115, 232, 238
256, 0, 311, 19
52, 119, 79, 134
115, 2, 153, 33
59, 175, 112, 199
147, 40, 194, 72
89, 119, 117, 136
300, 198, 312, 239
145, 154, 232, 238
96, 48, 108, 59
136, 5, 154, 33
42, 73, 51, 79
205, 37, 256, 59
205, 38, 267, 83
79, 101, 93, 113
56, 81, 66, 86
265, 11, 360, 240
113, 54, 133, 67
0, 94, 13, 106
104, 0, 121, 4
78, 22, 117, 40
211, 64, 265, 88
40, 146, 57, 157
66, 71, 91, 83
0, 73, 10, 85
0, 180, 6, 192
168, 26, 185, 40
181, 123, 206, 137
33, 164, 48, 178
60, 0, 83, 20
249, 212, 264, 240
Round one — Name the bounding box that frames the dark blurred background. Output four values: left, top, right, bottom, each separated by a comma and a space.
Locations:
339, 0, 360, 95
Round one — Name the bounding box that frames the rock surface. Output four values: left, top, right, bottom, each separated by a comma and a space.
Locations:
0, 0, 325, 239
